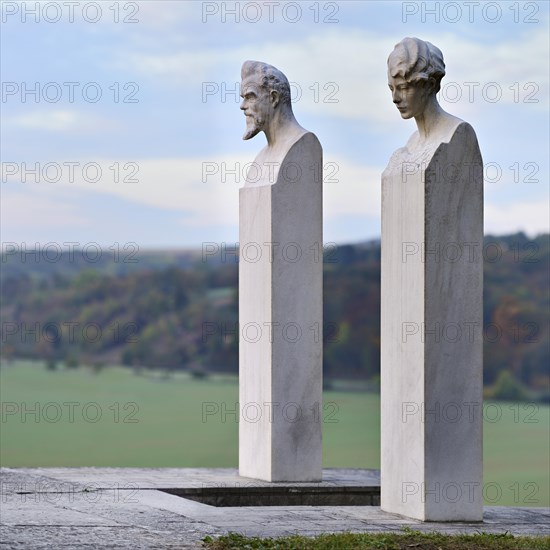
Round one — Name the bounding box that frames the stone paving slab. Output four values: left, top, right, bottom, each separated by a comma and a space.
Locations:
1, 468, 549, 549
3, 467, 380, 488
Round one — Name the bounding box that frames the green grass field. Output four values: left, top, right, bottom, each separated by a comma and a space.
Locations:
1, 361, 548, 507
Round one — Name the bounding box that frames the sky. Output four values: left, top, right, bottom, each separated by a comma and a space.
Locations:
1, 0, 549, 250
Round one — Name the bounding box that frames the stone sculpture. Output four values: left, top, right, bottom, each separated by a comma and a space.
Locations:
381, 37, 484, 521
238, 61, 323, 482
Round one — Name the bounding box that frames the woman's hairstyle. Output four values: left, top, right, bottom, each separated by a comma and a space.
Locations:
388, 37, 446, 93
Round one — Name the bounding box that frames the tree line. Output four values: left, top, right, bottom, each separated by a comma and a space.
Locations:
1, 233, 548, 400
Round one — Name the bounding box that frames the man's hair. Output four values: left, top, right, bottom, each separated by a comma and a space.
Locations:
241, 60, 292, 106
388, 37, 446, 93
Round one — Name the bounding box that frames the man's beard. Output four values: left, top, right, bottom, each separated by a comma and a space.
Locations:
242, 114, 264, 140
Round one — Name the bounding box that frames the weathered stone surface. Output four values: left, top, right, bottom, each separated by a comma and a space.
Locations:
381, 37, 483, 521
238, 61, 323, 482
1, 468, 548, 548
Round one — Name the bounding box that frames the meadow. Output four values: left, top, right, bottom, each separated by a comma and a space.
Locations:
1, 361, 548, 507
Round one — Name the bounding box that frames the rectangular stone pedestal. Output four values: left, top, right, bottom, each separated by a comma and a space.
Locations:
381, 124, 484, 521
239, 133, 323, 481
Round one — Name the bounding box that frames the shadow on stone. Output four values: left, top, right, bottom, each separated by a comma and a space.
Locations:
160, 485, 380, 507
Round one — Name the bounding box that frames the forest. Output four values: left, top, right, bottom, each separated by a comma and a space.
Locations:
1, 232, 548, 400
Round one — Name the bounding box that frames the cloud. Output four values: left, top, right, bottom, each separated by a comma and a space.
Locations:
0, 186, 91, 230
434, 30, 549, 117
4, 152, 546, 239
117, 26, 548, 128
7, 110, 118, 134
1, 154, 382, 231
2, 12, 547, 245
485, 201, 549, 236
3, 155, 546, 245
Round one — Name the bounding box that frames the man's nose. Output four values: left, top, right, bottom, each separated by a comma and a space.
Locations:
240, 100, 246, 110
392, 91, 401, 103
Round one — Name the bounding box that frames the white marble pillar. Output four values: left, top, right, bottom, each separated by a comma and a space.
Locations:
381, 38, 483, 521
238, 61, 323, 482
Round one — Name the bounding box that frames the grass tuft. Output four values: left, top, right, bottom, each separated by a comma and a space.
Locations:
202, 529, 550, 549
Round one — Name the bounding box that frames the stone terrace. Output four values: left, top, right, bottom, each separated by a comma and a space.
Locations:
1, 468, 549, 549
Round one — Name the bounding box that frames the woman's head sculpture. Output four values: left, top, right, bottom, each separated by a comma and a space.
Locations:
387, 37, 446, 119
